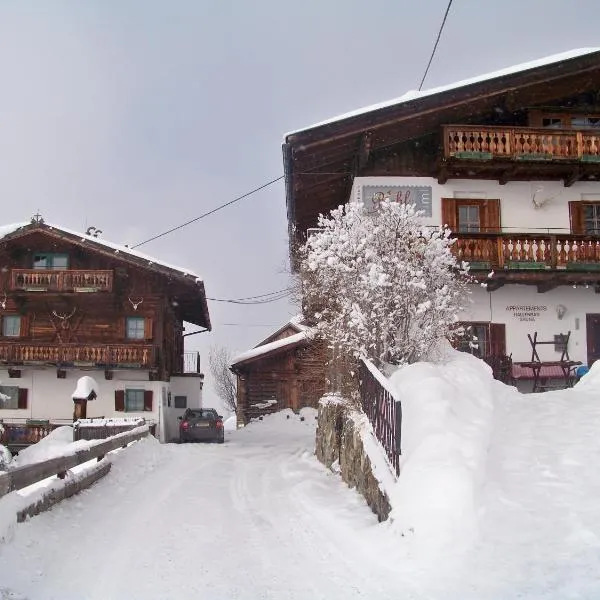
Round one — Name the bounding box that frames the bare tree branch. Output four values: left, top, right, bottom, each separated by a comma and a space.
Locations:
209, 345, 237, 412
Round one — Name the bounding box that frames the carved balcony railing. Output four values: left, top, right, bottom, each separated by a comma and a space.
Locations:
453, 232, 600, 271
0, 343, 156, 368
444, 125, 600, 162
10, 269, 113, 293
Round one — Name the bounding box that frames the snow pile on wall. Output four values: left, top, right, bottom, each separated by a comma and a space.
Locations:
387, 349, 499, 552
10, 427, 91, 468
74, 418, 145, 428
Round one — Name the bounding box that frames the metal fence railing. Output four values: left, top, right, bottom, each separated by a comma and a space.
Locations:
358, 359, 402, 476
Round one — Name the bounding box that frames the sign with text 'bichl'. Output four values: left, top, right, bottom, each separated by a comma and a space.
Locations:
359, 185, 433, 217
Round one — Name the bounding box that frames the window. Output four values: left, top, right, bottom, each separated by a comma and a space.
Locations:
0, 386, 19, 409
571, 116, 600, 129
542, 117, 564, 129
126, 317, 145, 339
458, 205, 481, 233
569, 201, 600, 235
442, 198, 501, 233
2, 316, 21, 337
115, 389, 152, 412
456, 322, 506, 359
125, 389, 145, 412
457, 324, 489, 358
174, 395, 187, 409
583, 204, 600, 234
33, 253, 69, 270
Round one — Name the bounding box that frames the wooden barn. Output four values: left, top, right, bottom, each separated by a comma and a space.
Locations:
230, 318, 326, 425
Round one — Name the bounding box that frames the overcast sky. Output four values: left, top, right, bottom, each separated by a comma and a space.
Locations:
1, 1, 598, 406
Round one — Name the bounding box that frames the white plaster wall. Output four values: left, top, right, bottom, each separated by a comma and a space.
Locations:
163, 375, 204, 442
352, 176, 600, 232
0, 368, 163, 436
462, 284, 597, 363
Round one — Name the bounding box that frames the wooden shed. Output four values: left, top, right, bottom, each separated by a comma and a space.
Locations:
230, 319, 326, 425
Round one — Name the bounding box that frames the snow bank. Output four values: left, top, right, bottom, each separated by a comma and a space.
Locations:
10, 426, 92, 469
387, 349, 498, 553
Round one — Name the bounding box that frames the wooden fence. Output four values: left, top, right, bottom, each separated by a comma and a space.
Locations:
358, 359, 401, 476
0, 427, 150, 519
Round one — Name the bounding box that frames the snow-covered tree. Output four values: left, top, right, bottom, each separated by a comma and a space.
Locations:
299, 198, 469, 366
209, 345, 237, 413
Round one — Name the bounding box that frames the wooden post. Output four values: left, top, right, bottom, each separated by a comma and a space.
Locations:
73, 399, 87, 422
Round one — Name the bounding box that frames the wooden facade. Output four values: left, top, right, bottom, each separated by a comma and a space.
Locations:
284, 49, 600, 251
0, 220, 211, 384
231, 322, 327, 424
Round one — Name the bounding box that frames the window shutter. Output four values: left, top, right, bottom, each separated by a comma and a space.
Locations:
441, 198, 457, 230
144, 318, 153, 340
489, 323, 506, 357
20, 314, 29, 337
17, 388, 28, 409
481, 200, 501, 232
569, 201, 585, 234
115, 389, 125, 411
144, 390, 153, 412
118, 317, 126, 339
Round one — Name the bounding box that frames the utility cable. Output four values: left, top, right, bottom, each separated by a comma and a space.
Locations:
131, 175, 284, 248
418, 0, 454, 91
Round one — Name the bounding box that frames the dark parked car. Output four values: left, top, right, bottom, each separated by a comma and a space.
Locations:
179, 408, 225, 444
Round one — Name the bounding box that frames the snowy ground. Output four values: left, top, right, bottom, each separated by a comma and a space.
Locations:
1, 358, 600, 599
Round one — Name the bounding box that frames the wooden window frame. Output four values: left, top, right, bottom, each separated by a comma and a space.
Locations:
456, 321, 506, 358
115, 389, 153, 412
33, 252, 69, 270
442, 198, 501, 233
529, 110, 600, 129
0, 386, 27, 409
124, 388, 145, 412
2, 315, 21, 338
569, 201, 600, 235
126, 316, 145, 340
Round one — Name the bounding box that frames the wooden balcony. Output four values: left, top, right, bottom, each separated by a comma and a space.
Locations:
0, 343, 156, 368
11, 269, 113, 293
453, 232, 600, 289
444, 125, 600, 163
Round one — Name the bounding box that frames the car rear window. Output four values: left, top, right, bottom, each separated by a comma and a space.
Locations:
187, 409, 217, 419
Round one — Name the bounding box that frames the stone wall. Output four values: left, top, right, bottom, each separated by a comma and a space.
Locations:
315, 397, 392, 522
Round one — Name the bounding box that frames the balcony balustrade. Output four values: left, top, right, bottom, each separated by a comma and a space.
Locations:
11, 269, 113, 292
453, 232, 600, 271
0, 343, 155, 368
444, 125, 600, 162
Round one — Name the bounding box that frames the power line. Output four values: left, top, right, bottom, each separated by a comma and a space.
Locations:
131, 175, 284, 248
207, 289, 293, 305
220, 323, 280, 327
418, 0, 454, 91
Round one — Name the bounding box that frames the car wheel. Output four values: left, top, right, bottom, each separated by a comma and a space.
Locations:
218, 435, 224, 444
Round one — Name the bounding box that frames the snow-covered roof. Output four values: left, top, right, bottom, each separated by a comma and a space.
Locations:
0, 221, 203, 282
286, 48, 600, 137
231, 331, 308, 367
72, 376, 99, 401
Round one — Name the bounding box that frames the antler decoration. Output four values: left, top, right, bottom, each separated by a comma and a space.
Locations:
52, 308, 77, 328
128, 297, 144, 311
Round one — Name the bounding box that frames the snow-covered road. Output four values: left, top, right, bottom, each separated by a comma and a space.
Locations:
3, 373, 600, 600
0, 412, 414, 600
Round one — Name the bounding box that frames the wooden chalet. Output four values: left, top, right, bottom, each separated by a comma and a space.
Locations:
283, 48, 600, 386
0, 215, 210, 445
230, 319, 326, 424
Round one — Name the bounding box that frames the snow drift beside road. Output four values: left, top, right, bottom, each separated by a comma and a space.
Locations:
386, 349, 498, 552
